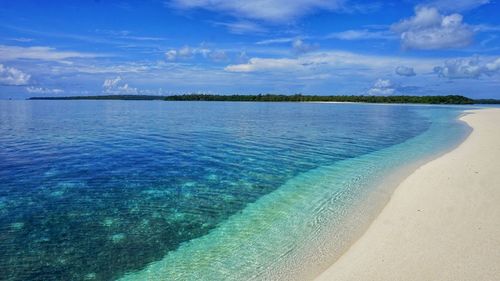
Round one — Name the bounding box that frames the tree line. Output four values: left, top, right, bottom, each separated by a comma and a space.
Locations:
163, 94, 476, 104
29, 94, 499, 104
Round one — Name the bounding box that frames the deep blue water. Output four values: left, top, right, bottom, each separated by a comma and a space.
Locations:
0, 101, 468, 280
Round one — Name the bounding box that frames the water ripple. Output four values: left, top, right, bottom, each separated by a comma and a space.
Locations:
0, 101, 463, 281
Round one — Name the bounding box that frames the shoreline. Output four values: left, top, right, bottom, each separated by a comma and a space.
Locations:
314, 108, 500, 281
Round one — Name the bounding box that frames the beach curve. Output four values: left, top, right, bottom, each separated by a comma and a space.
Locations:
315, 108, 500, 281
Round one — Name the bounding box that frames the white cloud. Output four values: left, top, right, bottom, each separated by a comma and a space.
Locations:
178, 46, 194, 58
56, 62, 153, 74
0, 64, 31, 85
0, 45, 101, 62
26, 86, 64, 94
367, 79, 396, 95
292, 39, 317, 54
327, 29, 395, 40
424, 0, 490, 12
433, 57, 500, 78
485, 58, 500, 72
102, 76, 138, 94
165, 50, 178, 61
165, 45, 227, 61
169, 0, 345, 22
103, 76, 122, 88
256, 37, 297, 45
225, 57, 299, 72
395, 66, 416, 76
165, 46, 195, 61
10, 38, 34, 42
392, 7, 442, 31
391, 7, 473, 50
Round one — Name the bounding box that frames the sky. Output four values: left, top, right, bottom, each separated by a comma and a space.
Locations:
0, 0, 500, 99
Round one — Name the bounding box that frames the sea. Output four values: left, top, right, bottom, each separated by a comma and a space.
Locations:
0, 100, 471, 280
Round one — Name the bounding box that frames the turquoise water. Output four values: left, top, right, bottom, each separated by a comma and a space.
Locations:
0, 101, 469, 280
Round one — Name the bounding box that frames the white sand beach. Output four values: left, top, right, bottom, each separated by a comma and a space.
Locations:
315, 108, 500, 281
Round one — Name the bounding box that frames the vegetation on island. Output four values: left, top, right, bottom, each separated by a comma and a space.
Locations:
472, 99, 500, 104
162, 94, 478, 104
27, 94, 492, 104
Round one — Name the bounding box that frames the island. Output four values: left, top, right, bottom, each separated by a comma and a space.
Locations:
27, 94, 500, 104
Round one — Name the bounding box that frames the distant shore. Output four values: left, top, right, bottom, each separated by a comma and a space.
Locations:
26, 94, 500, 104
315, 108, 500, 281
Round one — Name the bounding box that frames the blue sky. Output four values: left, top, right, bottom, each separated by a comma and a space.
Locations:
1, 0, 500, 99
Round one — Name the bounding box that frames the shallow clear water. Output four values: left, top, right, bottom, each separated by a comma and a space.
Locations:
0, 101, 469, 281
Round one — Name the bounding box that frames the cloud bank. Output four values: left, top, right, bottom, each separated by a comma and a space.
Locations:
392, 7, 473, 50
224, 51, 437, 73
433, 57, 500, 78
